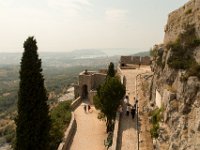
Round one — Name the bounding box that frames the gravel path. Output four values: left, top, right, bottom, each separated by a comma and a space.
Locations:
70, 103, 107, 150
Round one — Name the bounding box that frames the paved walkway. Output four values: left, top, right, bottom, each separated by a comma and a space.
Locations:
70, 102, 107, 150
118, 66, 150, 150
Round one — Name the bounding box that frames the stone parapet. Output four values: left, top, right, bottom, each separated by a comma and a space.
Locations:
57, 97, 81, 150
71, 97, 81, 110
109, 112, 121, 150
57, 112, 76, 150
120, 56, 151, 67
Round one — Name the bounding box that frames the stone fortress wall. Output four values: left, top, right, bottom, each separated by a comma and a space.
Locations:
120, 56, 140, 65
150, 0, 200, 149
164, 0, 200, 44
120, 56, 151, 66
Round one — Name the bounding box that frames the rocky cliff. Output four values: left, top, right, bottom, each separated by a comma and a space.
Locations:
150, 0, 200, 149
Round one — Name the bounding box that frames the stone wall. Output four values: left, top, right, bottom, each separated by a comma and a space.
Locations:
93, 73, 106, 89
74, 84, 80, 99
120, 56, 140, 65
150, 1, 200, 148
141, 56, 151, 65
79, 73, 93, 98
89, 90, 97, 104
164, 0, 200, 44
57, 112, 76, 150
57, 97, 81, 150
74, 71, 106, 103
109, 112, 121, 150
71, 96, 82, 110
120, 56, 151, 66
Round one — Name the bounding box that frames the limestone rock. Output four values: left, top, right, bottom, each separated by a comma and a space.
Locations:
149, 0, 200, 149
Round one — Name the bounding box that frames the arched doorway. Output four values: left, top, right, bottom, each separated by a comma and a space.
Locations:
82, 85, 88, 99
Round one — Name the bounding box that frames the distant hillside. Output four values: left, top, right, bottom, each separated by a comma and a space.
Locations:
132, 51, 150, 56
0, 49, 142, 65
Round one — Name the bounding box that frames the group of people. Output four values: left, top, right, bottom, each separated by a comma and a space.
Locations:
123, 95, 137, 119
83, 104, 92, 113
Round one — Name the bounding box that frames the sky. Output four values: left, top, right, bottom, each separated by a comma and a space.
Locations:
0, 0, 188, 52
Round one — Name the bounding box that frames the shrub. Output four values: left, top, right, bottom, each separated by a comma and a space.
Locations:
150, 108, 163, 138
187, 63, 200, 79
185, 9, 192, 15
150, 48, 157, 58
49, 101, 72, 150
167, 25, 200, 80
150, 124, 159, 139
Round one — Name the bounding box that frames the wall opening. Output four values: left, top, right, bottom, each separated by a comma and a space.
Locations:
82, 85, 88, 99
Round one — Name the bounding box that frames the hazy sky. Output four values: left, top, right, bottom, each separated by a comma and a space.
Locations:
0, 0, 188, 52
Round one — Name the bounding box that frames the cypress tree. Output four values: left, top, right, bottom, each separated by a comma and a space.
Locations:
15, 37, 50, 150
94, 77, 125, 132
107, 62, 115, 77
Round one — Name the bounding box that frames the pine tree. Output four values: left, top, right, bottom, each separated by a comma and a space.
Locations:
15, 37, 50, 150
107, 62, 115, 77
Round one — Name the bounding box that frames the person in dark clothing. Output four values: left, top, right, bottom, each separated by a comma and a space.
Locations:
126, 106, 129, 116
131, 105, 136, 119
88, 105, 91, 112
84, 104, 87, 113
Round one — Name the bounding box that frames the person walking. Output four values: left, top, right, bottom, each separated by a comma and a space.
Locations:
131, 105, 136, 119
126, 105, 130, 116
88, 104, 91, 113
118, 105, 123, 115
83, 104, 87, 113
124, 96, 128, 104
127, 96, 129, 105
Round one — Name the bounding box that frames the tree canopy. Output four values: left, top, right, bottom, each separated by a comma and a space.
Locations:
107, 62, 115, 78
15, 37, 50, 150
94, 76, 125, 132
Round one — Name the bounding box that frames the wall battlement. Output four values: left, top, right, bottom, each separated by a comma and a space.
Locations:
120, 56, 151, 67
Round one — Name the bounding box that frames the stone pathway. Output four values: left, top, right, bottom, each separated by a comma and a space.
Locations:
70, 102, 107, 150
118, 66, 150, 150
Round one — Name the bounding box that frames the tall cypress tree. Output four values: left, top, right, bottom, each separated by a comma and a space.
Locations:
16, 37, 50, 150
107, 62, 115, 77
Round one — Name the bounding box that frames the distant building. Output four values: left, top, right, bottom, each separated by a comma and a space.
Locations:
74, 70, 106, 104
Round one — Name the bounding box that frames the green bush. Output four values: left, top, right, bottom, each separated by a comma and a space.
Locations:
185, 9, 192, 15
49, 101, 72, 150
167, 25, 200, 80
150, 124, 159, 139
150, 48, 157, 58
187, 63, 200, 79
150, 108, 163, 139
0, 123, 16, 146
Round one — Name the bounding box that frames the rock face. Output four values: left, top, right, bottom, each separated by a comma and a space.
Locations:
150, 0, 200, 149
